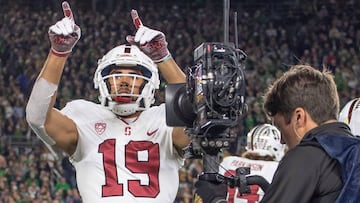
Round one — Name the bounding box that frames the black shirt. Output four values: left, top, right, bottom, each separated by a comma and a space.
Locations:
260, 122, 351, 203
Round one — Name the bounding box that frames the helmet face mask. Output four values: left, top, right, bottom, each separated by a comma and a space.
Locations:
94, 45, 160, 116
105, 71, 147, 101
246, 124, 286, 161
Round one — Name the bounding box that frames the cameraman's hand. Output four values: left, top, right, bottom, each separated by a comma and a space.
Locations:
194, 180, 228, 203
48, 1, 81, 56
126, 10, 171, 63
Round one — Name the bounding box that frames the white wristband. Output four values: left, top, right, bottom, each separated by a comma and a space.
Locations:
154, 53, 172, 63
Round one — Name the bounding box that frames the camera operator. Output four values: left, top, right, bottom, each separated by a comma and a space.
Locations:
194, 64, 360, 203
260, 65, 360, 202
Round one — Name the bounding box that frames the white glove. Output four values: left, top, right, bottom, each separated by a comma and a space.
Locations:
126, 10, 171, 63
48, 1, 81, 56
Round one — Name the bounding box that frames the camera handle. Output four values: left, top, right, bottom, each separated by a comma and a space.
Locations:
183, 134, 270, 194
198, 164, 271, 194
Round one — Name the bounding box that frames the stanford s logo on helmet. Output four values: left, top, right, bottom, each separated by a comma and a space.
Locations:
94, 45, 160, 116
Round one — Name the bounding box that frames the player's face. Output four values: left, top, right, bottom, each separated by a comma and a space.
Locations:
108, 67, 144, 102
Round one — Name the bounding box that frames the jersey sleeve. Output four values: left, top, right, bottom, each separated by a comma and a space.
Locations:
60, 99, 114, 161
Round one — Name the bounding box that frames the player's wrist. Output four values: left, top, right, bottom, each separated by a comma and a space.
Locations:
154, 51, 172, 63
50, 48, 71, 57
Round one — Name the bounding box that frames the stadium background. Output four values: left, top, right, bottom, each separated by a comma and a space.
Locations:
0, 0, 359, 202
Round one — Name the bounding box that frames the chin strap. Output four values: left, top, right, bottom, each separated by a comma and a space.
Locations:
109, 94, 148, 116
109, 101, 138, 116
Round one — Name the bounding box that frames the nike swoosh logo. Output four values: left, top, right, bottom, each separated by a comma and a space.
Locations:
147, 129, 158, 136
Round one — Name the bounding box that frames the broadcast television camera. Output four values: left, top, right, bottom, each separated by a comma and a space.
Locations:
166, 42, 246, 149
166, 42, 270, 193
166, 42, 247, 167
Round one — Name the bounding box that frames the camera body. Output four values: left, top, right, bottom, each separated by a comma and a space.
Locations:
190, 42, 246, 135
166, 42, 247, 157
165, 42, 272, 190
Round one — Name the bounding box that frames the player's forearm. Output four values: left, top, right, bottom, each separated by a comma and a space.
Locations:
27, 1, 79, 149
28, 51, 67, 124
157, 58, 186, 84
38, 51, 68, 85
26, 51, 68, 146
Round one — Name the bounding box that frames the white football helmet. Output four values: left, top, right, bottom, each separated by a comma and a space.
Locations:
94, 45, 160, 116
339, 98, 360, 135
246, 124, 286, 161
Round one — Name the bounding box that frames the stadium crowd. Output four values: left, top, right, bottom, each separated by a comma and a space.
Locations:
0, 0, 360, 202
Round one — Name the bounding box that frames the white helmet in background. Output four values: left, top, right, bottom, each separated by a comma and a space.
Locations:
94, 44, 160, 116
246, 124, 286, 161
339, 98, 360, 135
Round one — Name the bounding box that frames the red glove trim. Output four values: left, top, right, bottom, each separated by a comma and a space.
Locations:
50, 49, 70, 57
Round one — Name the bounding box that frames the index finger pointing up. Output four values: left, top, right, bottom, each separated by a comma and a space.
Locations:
62, 1, 74, 21
131, 9, 143, 29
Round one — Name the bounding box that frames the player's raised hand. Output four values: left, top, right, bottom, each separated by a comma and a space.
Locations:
126, 10, 171, 63
48, 1, 81, 56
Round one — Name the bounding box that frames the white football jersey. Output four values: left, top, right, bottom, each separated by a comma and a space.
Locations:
61, 100, 183, 203
219, 156, 278, 203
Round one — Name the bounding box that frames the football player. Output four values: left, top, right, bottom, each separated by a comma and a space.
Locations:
194, 124, 286, 203
219, 124, 286, 203
26, 2, 189, 202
